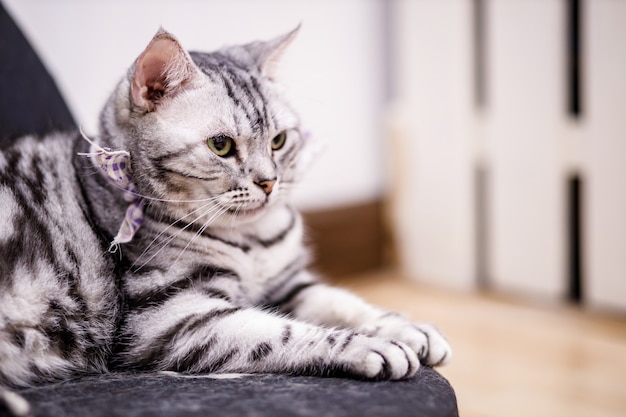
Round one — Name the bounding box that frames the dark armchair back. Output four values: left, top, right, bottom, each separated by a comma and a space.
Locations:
0, 3, 76, 141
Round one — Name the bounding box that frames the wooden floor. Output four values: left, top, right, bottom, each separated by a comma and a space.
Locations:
333, 271, 626, 417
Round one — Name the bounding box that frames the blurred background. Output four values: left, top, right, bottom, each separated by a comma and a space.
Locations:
2, 0, 625, 416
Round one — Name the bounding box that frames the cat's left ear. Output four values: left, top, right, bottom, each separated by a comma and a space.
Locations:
130, 28, 199, 112
251, 25, 300, 81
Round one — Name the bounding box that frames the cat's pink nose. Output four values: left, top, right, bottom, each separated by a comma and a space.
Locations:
256, 179, 276, 195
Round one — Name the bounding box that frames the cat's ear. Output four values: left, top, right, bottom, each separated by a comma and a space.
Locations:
130, 28, 199, 111
250, 25, 300, 81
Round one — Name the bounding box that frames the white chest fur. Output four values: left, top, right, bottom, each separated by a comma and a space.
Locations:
214, 204, 308, 303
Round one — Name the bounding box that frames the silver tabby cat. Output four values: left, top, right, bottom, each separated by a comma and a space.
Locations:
0, 28, 451, 392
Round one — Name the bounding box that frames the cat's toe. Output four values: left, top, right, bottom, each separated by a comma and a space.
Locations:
342, 335, 419, 380
415, 323, 452, 366
388, 340, 420, 379
394, 325, 430, 359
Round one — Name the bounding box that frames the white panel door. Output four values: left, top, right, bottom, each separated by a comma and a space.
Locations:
391, 0, 475, 289
584, 0, 626, 312
486, 0, 566, 298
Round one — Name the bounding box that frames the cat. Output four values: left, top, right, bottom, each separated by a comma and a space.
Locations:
0, 26, 450, 413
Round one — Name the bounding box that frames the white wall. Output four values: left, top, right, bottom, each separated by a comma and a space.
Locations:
2, 0, 386, 211
390, 0, 475, 290
584, 0, 626, 312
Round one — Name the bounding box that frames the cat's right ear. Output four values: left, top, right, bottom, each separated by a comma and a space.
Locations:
249, 25, 300, 81
130, 29, 199, 112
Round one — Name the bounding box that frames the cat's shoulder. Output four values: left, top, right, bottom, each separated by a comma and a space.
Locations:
0, 131, 81, 188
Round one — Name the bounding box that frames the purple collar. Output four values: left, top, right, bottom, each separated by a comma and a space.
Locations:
79, 131, 144, 252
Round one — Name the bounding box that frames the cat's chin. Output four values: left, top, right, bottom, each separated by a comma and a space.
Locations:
226, 205, 269, 223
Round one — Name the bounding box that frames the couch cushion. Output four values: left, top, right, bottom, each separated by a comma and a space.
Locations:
17, 367, 458, 417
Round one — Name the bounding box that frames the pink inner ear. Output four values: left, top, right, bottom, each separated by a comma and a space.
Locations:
131, 36, 189, 111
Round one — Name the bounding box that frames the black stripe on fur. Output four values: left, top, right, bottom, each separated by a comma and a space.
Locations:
128, 307, 241, 370
127, 265, 239, 310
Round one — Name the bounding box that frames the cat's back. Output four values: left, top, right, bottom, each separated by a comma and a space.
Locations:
0, 132, 118, 387
0, 132, 78, 205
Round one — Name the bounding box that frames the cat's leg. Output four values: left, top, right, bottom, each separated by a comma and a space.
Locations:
268, 273, 452, 367
118, 294, 419, 380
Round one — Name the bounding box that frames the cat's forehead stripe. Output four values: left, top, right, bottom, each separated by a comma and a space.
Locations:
191, 52, 273, 137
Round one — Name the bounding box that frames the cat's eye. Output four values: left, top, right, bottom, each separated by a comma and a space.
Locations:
271, 131, 287, 151
207, 135, 234, 157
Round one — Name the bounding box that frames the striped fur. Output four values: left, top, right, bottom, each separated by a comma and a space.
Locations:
0, 28, 450, 392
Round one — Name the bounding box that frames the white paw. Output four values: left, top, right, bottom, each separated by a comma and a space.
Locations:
339, 334, 419, 380
360, 315, 452, 367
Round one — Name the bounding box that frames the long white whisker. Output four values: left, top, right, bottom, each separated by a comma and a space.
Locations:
229, 202, 244, 230
204, 202, 231, 228
132, 200, 217, 269
171, 204, 231, 267
132, 202, 228, 271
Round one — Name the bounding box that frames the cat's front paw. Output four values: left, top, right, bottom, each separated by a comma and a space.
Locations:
360, 316, 452, 367
336, 334, 419, 380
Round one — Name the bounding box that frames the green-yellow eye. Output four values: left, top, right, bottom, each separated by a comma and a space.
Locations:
271, 131, 287, 151
208, 135, 234, 157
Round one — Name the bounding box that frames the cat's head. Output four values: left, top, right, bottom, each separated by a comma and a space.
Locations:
100, 27, 305, 226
